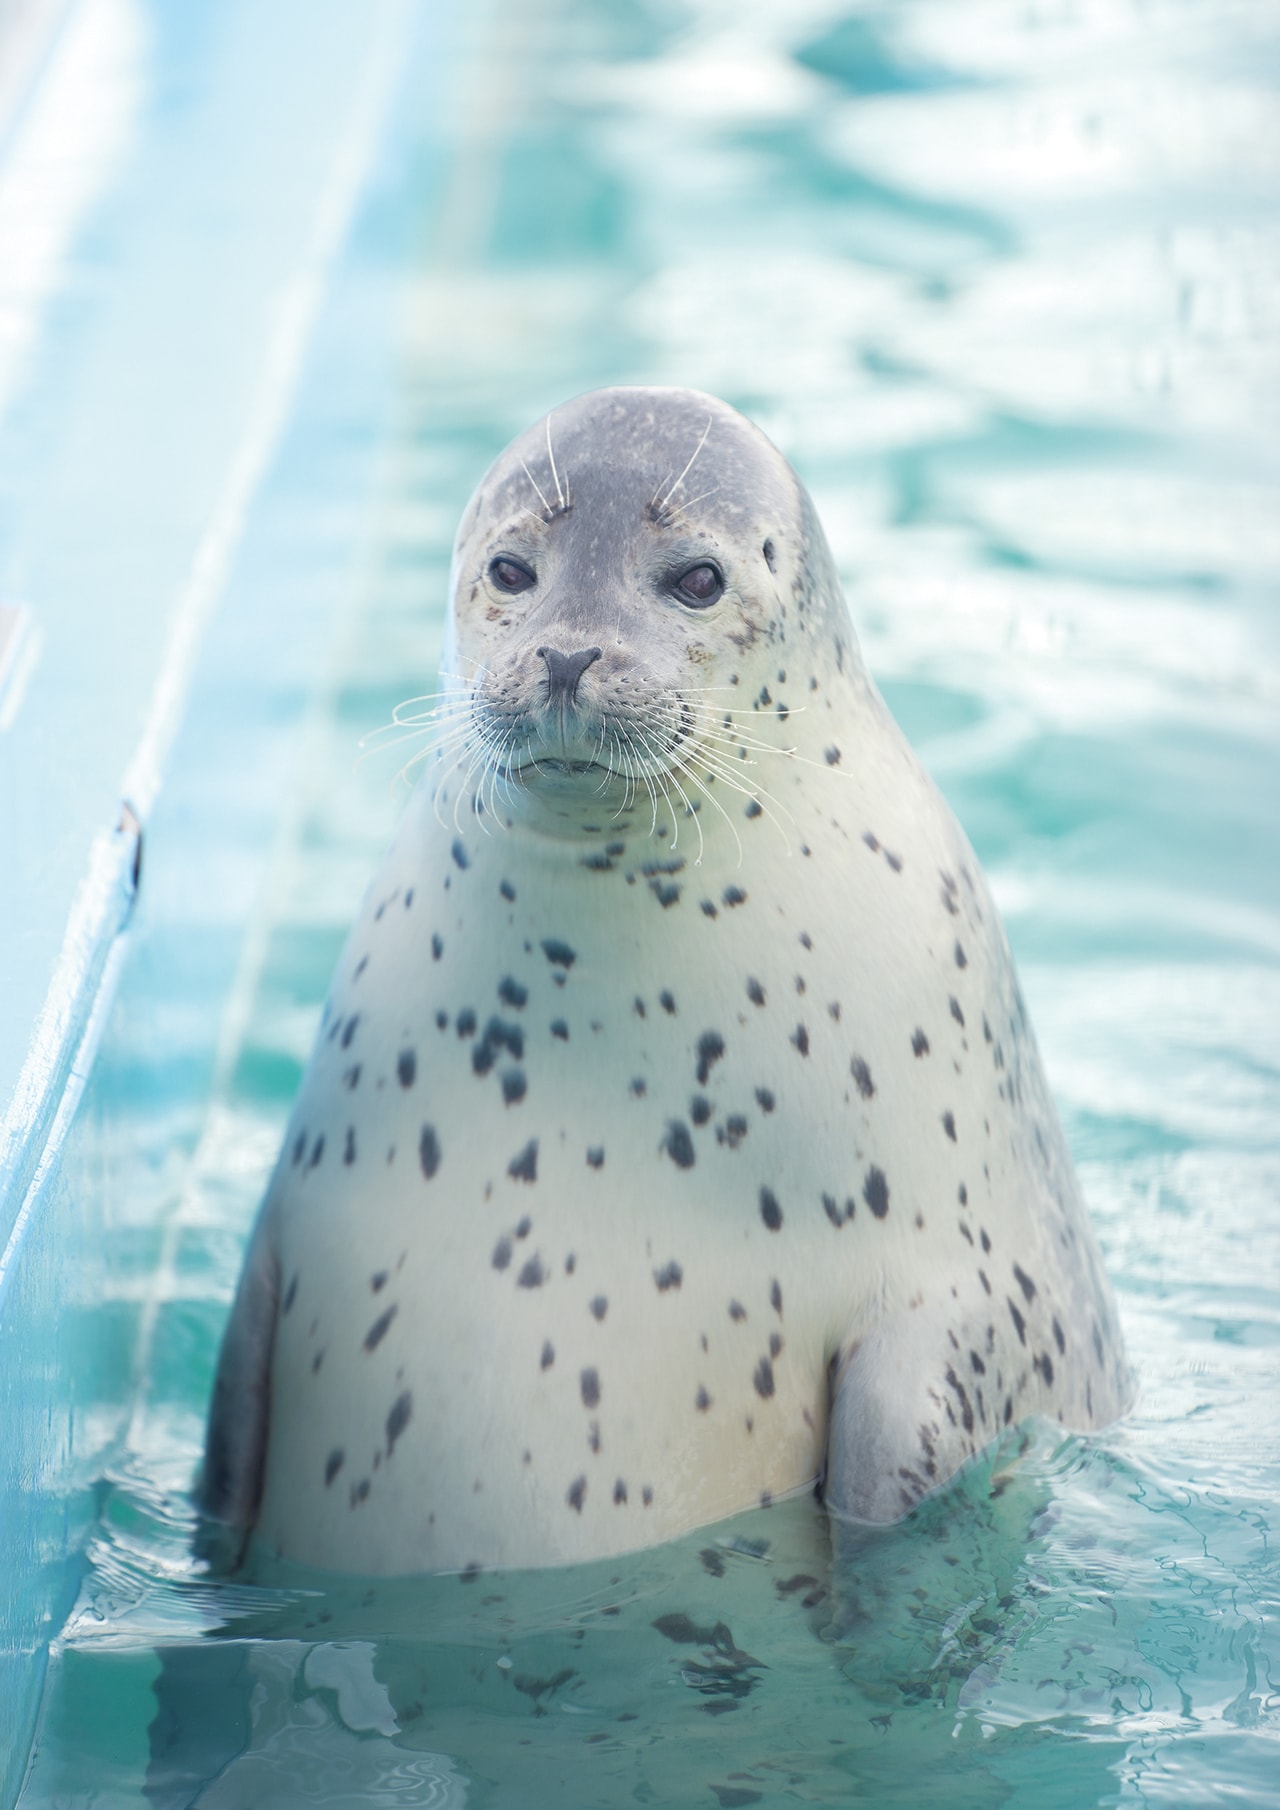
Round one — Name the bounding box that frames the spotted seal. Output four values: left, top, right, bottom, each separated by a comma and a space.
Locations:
200, 386, 1128, 1574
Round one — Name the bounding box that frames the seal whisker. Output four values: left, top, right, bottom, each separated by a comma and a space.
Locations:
657, 414, 712, 514
692, 744, 796, 853
545, 415, 566, 513
661, 742, 741, 867
634, 724, 704, 861
520, 457, 553, 517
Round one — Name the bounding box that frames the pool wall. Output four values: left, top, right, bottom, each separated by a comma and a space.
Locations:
0, 0, 448, 1789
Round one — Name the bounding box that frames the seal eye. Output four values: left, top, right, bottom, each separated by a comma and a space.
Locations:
490, 556, 536, 594
673, 563, 723, 608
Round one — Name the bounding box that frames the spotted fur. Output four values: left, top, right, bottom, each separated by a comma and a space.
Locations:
201, 387, 1128, 1574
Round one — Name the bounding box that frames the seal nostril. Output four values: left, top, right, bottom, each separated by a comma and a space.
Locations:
538, 644, 602, 707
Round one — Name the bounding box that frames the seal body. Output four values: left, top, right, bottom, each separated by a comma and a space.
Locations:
202, 387, 1128, 1574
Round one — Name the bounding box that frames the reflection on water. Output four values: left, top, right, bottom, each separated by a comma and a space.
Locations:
17, 0, 1280, 1803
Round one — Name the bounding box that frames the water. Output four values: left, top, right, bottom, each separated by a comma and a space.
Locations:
14, 0, 1280, 1802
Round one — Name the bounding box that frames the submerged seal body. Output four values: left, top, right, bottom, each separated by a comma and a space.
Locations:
202, 387, 1128, 1574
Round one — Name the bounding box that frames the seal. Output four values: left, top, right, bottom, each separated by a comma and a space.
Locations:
200, 386, 1128, 1575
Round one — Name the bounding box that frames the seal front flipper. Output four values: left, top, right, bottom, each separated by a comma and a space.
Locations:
196, 1217, 279, 1570
822, 1301, 996, 1525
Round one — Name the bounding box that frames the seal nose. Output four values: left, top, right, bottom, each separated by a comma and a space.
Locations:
537, 644, 602, 708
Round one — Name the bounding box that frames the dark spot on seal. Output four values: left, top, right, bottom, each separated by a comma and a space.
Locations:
745, 799, 763, 819
551, 1018, 569, 1040
822, 1193, 844, 1229
492, 1237, 512, 1271
386, 1391, 412, 1455
502, 1068, 527, 1105
499, 879, 516, 901
753, 1357, 775, 1398
955, 942, 968, 969
762, 538, 776, 571
580, 1368, 600, 1409
660, 989, 676, 1014
282, 1273, 299, 1315
791, 1024, 809, 1057
696, 1031, 726, 1085
324, 1449, 344, 1486
755, 1087, 775, 1113
517, 1254, 546, 1288
912, 1028, 930, 1057
371, 1271, 387, 1293
498, 977, 528, 1009
419, 1125, 441, 1179
508, 1139, 538, 1182
1013, 1263, 1037, 1304
663, 1120, 696, 1169
396, 1049, 416, 1088
1052, 1316, 1066, 1355
567, 1476, 586, 1513
1034, 1350, 1055, 1386
701, 1546, 725, 1576
850, 1056, 874, 1098
292, 1131, 306, 1166
1008, 1299, 1027, 1345
723, 885, 747, 908
456, 1008, 477, 1039
540, 1340, 554, 1369
431, 934, 444, 961
472, 1016, 524, 1076
770, 1279, 782, 1315
650, 879, 681, 908
690, 1094, 712, 1126
341, 1016, 360, 1050
863, 1166, 889, 1218
364, 1305, 397, 1352
586, 1145, 604, 1168
343, 1063, 361, 1091
970, 1349, 986, 1375
308, 1134, 325, 1169
945, 1366, 975, 1434
701, 900, 718, 918
542, 939, 576, 969
759, 1188, 783, 1231
824, 745, 841, 766
942, 1111, 957, 1142
450, 839, 469, 870
515, 1215, 531, 1239
590, 1295, 608, 1321
613, 1478, 628, 1505
746, 977, 766, 1006
721, 1114, 748, 1148
950, 997, 965, 1028
654, 1261, 683, 1291
729, 1300, 746, 1321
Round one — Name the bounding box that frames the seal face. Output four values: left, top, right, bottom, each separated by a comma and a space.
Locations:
201, 387, 1129, 1575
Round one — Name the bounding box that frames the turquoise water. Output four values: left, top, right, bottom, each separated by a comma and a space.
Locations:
14, 0, 1280, 1803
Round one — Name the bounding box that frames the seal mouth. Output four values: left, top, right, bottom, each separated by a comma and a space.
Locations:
514, 755, 611, 780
